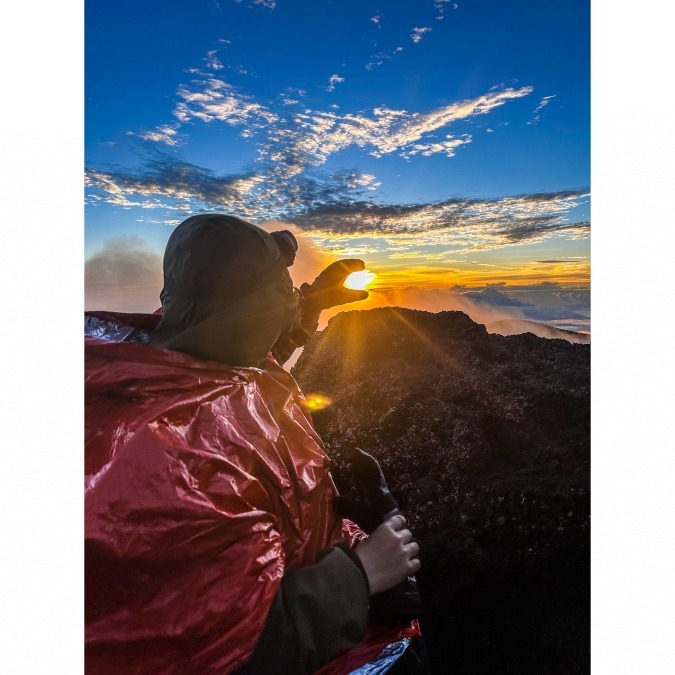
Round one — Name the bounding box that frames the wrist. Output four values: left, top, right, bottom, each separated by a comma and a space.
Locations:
336, 542, 370, 597
354, 541, 389, 596
298, 284, 323, 319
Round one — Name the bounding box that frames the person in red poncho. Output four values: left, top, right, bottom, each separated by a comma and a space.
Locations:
85, 214, 425, 674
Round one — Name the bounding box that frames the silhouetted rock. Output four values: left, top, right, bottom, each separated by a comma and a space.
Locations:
293, 307, 590, 674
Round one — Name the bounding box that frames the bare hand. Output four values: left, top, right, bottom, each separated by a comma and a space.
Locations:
354, 515, 421, 596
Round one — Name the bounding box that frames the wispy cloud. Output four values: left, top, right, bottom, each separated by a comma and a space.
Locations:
235, 0, 276, 9
134, 125, 180, 146
286, 190, 590, 251
205, 50, 224, 70
536, 259, 583, 264
85, 158, 268, 217
323, 74, 345, 92
85, 154, 385, 223
258, 86, 533, 175
128, 57, 532, 177
86, 151, 589, 254
411, 27, 432, 43
365, 46, 404, 71
173, 75, 278, 133
528, 95, 556, 124
434, 0, 459, 21
399, 136, 471, 159
278, 87, 306, 106
371, 14, 382, 27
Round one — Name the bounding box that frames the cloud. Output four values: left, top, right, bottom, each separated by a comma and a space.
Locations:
528, 95, 556, 124
85, 156, 269, 218
235, 0, 276, 9
205, 50, 224, 70
461, 286, 526, 307
324, 74, 345, 92
434, 0, 458, 20
87, 147, 589, 253
365, 46, 404, 71
124, 60, 532, 179
85, 236, 164, 312
411, 27, 432, 43
317, 282, 589, 333
399, 135, 471, 159
286, 189, 590, 248
85, 154, 384, 223
173, 76, 278, 132
455, 283, 592, 331
536, 259, 582, 264
371, 14, 382, 27
135, 125, 180, 146
259, 86, 533, 175
88, 65, 571, 254
449, 282, 590, 324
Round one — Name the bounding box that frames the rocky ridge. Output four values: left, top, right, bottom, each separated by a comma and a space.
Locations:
293, 307, 590, 674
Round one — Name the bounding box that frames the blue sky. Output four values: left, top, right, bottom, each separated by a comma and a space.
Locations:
85, 0, 590, 326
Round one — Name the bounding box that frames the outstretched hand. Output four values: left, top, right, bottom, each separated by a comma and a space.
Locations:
301, 259, 369, 313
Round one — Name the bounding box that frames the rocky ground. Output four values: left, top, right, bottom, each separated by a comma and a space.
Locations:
293, 307, 590, 674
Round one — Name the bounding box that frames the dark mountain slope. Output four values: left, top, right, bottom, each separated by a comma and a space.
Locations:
293, 307, 590, 674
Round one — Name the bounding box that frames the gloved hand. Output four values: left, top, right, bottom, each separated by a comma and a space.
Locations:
333, 495, 383, 535
349, 447, 389, 494
300, 259, 369, 315
333, 448, 399, 529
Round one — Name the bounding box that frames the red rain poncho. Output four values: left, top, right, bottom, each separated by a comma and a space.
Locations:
85, 311, 419, 673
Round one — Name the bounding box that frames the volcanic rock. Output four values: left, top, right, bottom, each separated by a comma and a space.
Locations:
293, 307, 590, 674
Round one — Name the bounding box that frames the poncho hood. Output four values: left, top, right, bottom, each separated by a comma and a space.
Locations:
149, 214, 299, 368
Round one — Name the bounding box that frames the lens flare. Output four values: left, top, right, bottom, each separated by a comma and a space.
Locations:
344, 270, 376, 290
303, 394, 333, 412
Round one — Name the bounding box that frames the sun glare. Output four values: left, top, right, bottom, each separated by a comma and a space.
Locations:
344, 270, 376, 290
303, 394, 333, 411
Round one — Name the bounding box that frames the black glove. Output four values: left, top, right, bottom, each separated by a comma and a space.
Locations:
332, 495, 383, 535
300, 259, 369, 314
333, 448, 423, 626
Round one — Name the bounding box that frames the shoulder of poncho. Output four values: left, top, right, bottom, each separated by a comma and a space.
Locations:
85, 337, 297, 388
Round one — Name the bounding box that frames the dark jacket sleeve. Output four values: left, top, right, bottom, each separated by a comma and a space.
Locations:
235, 546, 370, 674
270, 292, 321, 365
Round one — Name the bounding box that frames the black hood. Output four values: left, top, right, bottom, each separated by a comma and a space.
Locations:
150, 214, 299, 367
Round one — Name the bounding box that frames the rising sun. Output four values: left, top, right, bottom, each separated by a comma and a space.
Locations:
344, 270, 376, 290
